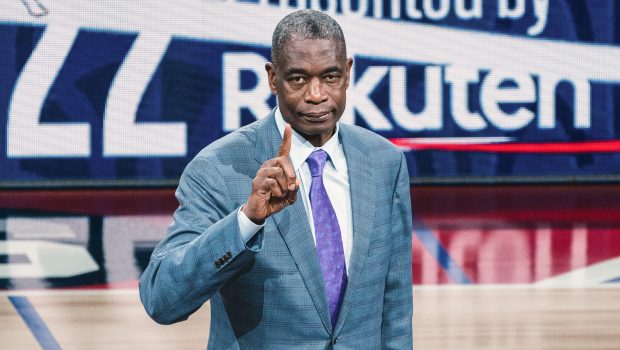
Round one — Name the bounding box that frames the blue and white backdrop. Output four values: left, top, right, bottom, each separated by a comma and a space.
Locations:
1, 0, 619, 186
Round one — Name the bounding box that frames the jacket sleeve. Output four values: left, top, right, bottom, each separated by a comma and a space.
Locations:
381, 152, 414, 349
139, 156, 263, 325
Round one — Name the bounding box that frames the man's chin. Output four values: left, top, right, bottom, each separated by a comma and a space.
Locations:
293, 124, 335, 142
298, 122, 332, 133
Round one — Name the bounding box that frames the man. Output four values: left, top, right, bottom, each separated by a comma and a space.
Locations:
140, 9, 413, 349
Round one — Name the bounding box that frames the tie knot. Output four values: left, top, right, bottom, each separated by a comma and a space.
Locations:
307, 149, 328, 177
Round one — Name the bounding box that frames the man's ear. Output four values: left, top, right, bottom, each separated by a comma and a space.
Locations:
265, 62, 278, 95
344, 58, 353, 89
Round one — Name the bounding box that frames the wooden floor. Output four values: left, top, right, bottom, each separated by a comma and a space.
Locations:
414, 287, 620, 350
2, 287, 620, 349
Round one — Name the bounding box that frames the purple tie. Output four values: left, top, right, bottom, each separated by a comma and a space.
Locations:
307, 149, 347, 329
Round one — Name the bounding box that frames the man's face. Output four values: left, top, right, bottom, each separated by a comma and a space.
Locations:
266, 38, 353, 147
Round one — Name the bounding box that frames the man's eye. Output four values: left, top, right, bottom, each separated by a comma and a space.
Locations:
289, 76, 306, 84
324, 74, 340, 82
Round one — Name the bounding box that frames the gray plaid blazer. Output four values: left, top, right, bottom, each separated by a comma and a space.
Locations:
139, 110, 413, 349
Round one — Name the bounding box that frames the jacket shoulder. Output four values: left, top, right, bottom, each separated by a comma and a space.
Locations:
340, 123, 404, 161
193, 117, 269, 163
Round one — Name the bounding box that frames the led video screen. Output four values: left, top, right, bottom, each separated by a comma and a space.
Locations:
1, 1, 619, 186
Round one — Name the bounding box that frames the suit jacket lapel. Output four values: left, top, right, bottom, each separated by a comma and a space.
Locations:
253, 112, 333, 333
334, 125, 376, 335
272, 197, 332, 333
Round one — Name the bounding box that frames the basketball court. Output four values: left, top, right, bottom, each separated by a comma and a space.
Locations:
2, 185, 619, 349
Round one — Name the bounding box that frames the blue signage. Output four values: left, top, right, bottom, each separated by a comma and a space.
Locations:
1, 1, 619, 185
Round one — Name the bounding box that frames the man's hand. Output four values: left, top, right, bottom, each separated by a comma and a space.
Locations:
242, 123, 299, 224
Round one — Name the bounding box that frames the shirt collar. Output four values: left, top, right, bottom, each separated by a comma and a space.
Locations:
274, 107, 341, 172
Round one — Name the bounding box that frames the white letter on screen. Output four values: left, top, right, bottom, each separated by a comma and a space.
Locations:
498, 0, 525, 19
528, 0, 550, 36
406, 0, 424, 19
8, 25, 90, 157
455, 0, 482, 20
104, 32, 187, 157
480, 70, 536, 130
223, 52, 272, 132
538, 75, 591, 129
342, 66, 393, 130
390, 66, 443, 131
445, 66, 487, 131
423, 0, 450, 20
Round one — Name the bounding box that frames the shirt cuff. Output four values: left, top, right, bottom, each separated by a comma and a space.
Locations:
237, 206, 265, 243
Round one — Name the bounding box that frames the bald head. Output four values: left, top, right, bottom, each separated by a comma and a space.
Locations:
271, 9, 347, 67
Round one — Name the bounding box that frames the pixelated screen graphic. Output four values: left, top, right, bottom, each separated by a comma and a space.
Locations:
1, 1, 619, 186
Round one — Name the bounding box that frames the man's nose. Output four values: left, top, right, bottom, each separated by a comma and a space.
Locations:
305, 78, 327, 104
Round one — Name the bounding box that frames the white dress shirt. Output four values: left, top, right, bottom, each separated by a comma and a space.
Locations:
237, 108, 353, 270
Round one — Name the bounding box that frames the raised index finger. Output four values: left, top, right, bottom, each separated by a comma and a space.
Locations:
277, 123, 292, 157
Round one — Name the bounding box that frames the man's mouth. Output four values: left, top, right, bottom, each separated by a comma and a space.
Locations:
301, 111, 331, 122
